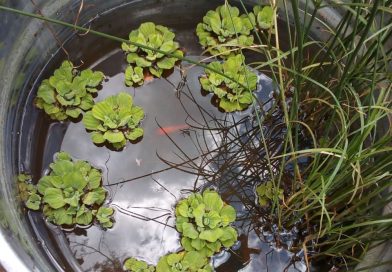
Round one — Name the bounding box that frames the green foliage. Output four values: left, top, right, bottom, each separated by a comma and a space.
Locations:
122, 22, 184, 86
17, 174, 41, 210
22, 152, 114, 227
253, 5, 274, 30
256, 181, 283, 207
199, 54, 258, 112
124, 257, 155, 272
196, 4, 254, 58
175, 190, 237, 257
156, 251, 212, 272
96, 206, 115, 228
82, 92, 144, 149
34, 61, 105, 121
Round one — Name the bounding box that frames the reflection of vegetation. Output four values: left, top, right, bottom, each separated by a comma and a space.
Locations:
70, 239, 124, 272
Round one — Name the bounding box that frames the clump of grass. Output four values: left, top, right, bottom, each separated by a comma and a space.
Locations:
235, 0, 392, 269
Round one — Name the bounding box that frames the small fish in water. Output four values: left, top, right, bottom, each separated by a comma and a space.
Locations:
156, 124, 190, 135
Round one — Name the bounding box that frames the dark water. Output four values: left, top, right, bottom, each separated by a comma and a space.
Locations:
19, 1, 308, 271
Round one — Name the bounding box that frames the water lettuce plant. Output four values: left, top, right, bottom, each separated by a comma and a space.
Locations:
196, 4, 254, 58
122, 22, 184, 86
256, 181, 283, 207
22, 152, 114, 227
35, 60, 105, 121
17, 174, 41, 210
124, 257, 155, 272
199, 54, 257, 112
252, 5, 274, 30
82, 92, 144, 149
175, 190, 237, 257
156, 251, 212, 272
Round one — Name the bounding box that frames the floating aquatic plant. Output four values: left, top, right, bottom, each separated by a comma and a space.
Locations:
122, 22, 184, 86
196, 4, 254, 58
17, 173, 41, 210
22, 152, 114, 227
34, 61, 105, 121
82, 92, 144, 149
252, 5, 274, 30
199, 54, 258, 112
156, 251, 212, 272
175, 190, 237, 257
256, 181, 283, 207
124, 257, 155, 272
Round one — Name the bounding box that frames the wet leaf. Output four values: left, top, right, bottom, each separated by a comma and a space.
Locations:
220, 205, 236, 226
83, 187, 106, 205
254, 5, 274, 29
182, 222, 199, 239
203, 190, 223, 212
96, 206, 114, 228
87, 169, 102, 189
76, 205, 93, 225
26, 193, 41, 210
43, 188, 66, 209
199, 228, 223, 242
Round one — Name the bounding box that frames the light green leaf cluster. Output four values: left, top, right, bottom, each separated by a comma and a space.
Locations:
96, 206, 115, 228
156, 251, 212, 272
256, 181, 284, 207
82, 92, 144, 149
22, 152, 114, 227
34, 61, 105, 121
196, 4, 254, 58
122, 22, 184, 86
175, 190, 238, 257
199, 54, 258, 112
253, 5, 274, 30
124, 257, 155, 272
17, 174, 41, 210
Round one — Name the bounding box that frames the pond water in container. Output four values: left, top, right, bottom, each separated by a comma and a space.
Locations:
15, 1, 312, 272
